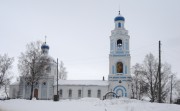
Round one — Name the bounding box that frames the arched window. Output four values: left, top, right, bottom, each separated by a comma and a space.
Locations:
97, 90, 101, 98
43, 82, 46, 85
69, 89, 72, 98
59, 89, 63, 97
35, 82, 38, 86
46, 66, 51, 73
88, 90, 91, 97
118, 23, 121, 28
117, 39, 122, 48
78, 90, 81, 98
117, 62, 123, 73
26, 82, 30, 86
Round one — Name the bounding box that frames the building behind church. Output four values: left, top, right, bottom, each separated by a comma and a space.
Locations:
9, 12, 132, 100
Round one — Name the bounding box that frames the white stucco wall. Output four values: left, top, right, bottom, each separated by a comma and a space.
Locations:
54, 85, 109, 100
9, 83, 19, 99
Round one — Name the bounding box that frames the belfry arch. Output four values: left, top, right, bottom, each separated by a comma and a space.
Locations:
117, 39, 122, 48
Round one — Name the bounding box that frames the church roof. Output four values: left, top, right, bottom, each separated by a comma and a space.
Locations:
55, 80, 109, 86
10, 81, 20, 85
114, 15, 125, 21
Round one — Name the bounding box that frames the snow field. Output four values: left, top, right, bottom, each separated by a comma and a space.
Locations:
0, 98, 180, 111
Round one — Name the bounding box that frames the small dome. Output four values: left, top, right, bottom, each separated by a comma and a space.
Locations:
114, 15, 125, 21
41, 42, 49, 50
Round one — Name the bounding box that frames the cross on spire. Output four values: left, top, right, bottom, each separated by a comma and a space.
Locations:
118, 4, 121, 15
45, 35, 47, 44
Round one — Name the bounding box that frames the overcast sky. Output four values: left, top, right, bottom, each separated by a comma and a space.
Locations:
0, 0, 180, 80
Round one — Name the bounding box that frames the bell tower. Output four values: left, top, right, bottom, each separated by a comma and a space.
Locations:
108, 11, 132, 98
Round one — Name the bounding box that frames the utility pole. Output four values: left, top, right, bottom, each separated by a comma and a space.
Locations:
158, 41, 162, 103
57, 58, 59, 100
170, 75, 173, 104
54, 58, 59, 101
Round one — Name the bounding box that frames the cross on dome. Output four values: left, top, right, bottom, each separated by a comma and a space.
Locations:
45, 35, 47, 44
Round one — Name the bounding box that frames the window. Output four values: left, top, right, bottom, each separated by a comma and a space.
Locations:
117, 39, 122, 48
97, 90, 101, 98
43, 82, 46, 85
46, 66, 51, 73
78, 90, 81, 98
59, 89, 63, 97
35, 82, 38, 86
69, 89, 72, 98
26, 82, 30, 86
118, 23, 121, 28
117, 62, 123, 73
88, 90, 91, 97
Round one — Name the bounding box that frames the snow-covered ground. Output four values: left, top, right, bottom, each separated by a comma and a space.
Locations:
0, 98, 180, 111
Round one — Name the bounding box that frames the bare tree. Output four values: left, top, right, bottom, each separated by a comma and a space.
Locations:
4, 78, 10, 98
59, 61, 67, 80
0, 54, 14, 93
131, 77, 135, 99
18, 41, 50, 100
132, 63, 142, 99
132, 53, 175, 102
143, 53, 159, 102
175, 79, 180, 98
160, 63, 177, 103
132, 63, 148, 100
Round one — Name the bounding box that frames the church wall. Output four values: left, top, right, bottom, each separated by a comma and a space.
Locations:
47, 77, 54, 99
54, 85, 109, 100
18, 76, 55, 100
9, 84, 19, 99
109, 80, 131, 98
25, 85, 31, 99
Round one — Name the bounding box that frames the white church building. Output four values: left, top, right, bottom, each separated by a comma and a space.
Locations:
9, 12, 132, 100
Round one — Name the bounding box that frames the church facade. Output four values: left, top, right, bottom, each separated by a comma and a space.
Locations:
9, 12, 132, 100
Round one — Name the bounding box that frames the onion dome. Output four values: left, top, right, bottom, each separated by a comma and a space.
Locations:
114, 11, 125, 22
41, 42, 49, 50
41, 42, 50, 55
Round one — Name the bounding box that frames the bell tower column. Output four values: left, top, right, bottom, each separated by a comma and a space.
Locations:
108, 12, 132, 98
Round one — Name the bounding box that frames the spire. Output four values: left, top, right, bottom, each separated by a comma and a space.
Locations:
45, 35, 47, 44
118, 4, 121, 15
